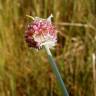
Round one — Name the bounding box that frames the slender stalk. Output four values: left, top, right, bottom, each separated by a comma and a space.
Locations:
92, 53, 96, 96
44, 45, 69, 96
57, 22, 96, 31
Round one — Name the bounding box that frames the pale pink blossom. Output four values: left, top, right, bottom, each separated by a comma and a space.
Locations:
25, 15, 57, 49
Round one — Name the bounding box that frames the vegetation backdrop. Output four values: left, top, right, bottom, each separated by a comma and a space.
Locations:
0, 0, 96, 96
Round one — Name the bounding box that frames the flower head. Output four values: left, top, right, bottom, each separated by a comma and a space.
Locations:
25, 15, 57, 49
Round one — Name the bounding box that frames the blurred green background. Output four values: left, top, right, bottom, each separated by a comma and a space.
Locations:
0, 0, 96, 96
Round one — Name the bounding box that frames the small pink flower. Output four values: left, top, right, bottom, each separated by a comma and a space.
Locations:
25, 15, 57, 49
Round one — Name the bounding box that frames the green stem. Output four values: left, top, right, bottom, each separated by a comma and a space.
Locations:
44, 45, 69, 96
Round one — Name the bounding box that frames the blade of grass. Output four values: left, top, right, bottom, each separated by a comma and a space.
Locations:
92, 53, 96, 96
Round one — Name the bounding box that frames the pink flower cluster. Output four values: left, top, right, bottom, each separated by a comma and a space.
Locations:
25, 16, 57, 49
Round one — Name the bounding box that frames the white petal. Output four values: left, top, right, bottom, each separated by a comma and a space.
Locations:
47, 14, 53, 22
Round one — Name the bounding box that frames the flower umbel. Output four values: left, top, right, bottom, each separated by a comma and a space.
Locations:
25, 15, 57, 49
